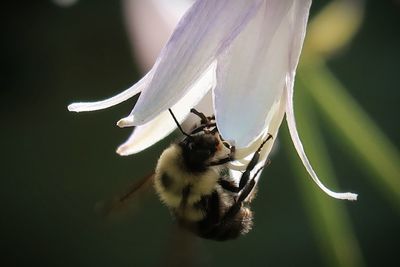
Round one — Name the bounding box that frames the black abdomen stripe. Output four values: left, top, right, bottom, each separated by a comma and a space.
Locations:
161, 173, 173, 189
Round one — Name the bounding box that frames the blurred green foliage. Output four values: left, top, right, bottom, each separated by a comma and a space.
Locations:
1, 1, 399, 266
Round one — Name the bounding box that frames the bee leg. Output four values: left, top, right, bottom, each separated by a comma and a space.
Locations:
212, 146, 271, 240
208, 156, 234, 166
219, 134, 272, 194
190, 108, 210, 124
196, 191, 225, 239
209, 145, 235, 166
209, 126, 219, 135
237, 134, 272, 190
236, 166, 264, 203
209, 166, 263, 241
220, 164, 265, 222
218, 179, 240, 193
190, 122, 217, 135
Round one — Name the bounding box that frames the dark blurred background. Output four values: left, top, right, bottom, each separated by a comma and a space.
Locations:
1, 1, 399, 266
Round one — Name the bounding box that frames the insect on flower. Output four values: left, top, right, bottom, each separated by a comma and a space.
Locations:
155, 108, 272, 240
69, 0, 357, 237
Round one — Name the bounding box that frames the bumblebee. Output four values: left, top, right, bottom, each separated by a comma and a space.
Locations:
153, 108, 271, 241
104, 108, 271, 241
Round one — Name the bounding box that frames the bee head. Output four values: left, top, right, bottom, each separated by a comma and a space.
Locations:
168, 108, 224, 171
179, 134, 219, 172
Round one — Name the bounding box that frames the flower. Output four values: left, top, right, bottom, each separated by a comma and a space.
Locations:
68, 0, 357, 201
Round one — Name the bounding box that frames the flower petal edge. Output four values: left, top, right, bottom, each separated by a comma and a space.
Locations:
285, 78, 357, 201
67, 69, 154, 113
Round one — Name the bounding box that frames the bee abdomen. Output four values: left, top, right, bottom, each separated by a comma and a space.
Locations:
198, 206, 254, 241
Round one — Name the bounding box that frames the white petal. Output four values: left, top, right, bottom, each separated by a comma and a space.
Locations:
214, 0, 295, 147
234, 96, 285, 160
181, 90, 214, 132
67, 70, 153, 112
116, 109, 180, 156
117, 60, 217, 128
283, 0, 357, 201
230, 91, 287, 184
128, 0, 264, 125
252, 91, 287, 182
287, 0, 312, 74
116, 60, 217, 155
285, 82, 357, 201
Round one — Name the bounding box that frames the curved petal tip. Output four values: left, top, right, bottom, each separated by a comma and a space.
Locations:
342, 193, 358, 201
117, 116, 135, 128
116, 144, 131, 156
68, 103, 88, 112
285, 79, 357, 201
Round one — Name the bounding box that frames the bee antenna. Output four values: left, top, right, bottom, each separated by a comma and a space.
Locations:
168, 108, 191, 138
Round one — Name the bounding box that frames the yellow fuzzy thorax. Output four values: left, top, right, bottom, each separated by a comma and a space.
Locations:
153, 144, 220, 221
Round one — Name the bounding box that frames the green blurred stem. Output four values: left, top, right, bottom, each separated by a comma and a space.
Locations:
284, 87, 364, 267
299, 57, 400, 209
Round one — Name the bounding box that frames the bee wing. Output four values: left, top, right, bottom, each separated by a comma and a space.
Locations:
95, 172, 155, 217
161, 224, 199, 266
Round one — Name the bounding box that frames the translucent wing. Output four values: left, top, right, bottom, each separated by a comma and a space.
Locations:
95, 173, 155, 217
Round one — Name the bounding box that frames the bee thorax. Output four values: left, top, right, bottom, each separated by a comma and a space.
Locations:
154, 144, 219, 210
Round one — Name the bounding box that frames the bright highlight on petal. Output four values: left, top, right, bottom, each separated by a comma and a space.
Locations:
68, 70, 154, 112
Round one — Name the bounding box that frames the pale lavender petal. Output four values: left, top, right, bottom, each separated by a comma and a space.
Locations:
116, 110, 180, 156
68, 70, 153, 112
117, 61, 216, 155
252, 91, 287, 182
128, 0, 264, 125
284, 0, 357, 201
285, 82, 357, 200
117, 60, 217, 128
287, 0, 312, 76
214, 0, 294, 147
181, 90, 214, 132
233, 96, 285, 160
230, 91, 287, 184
